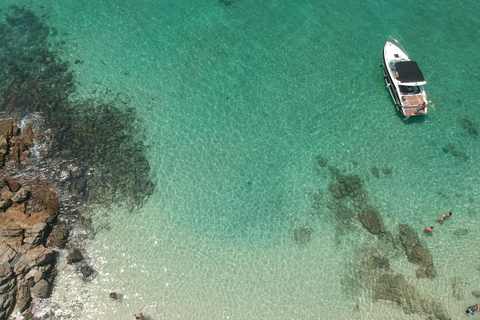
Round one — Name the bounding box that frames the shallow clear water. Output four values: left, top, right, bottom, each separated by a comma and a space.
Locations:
4, 0, 480, 319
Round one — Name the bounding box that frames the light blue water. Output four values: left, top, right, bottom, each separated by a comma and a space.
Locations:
4, 0, 480, 319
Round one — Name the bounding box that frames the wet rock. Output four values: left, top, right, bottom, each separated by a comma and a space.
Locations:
47, 221, 69, 249
358, 210, 385, 235
67, 248, 85, 264
372, 166, 379, 178
32, 279, 51, 298
11, 186, 29, 203
78, 264, 96, 281
453, 228, 468, 236
30, 183, 60, 223
13, 246, 55, 275
294, 227, 313, 244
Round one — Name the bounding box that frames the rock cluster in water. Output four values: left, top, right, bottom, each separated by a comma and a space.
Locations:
0, 6, 155, 214
312, 158, 447, 318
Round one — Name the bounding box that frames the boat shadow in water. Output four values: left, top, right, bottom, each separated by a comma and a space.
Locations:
396, 111, 427, 124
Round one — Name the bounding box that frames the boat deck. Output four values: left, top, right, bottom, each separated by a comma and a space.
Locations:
401, 94, 424, 107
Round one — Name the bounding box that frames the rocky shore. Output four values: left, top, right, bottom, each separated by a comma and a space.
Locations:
0, 119, 74, 319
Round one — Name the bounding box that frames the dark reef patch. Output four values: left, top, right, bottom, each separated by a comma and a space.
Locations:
0, 6, 155, 212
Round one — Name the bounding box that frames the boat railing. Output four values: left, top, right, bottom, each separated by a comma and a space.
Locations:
388, 36, 409, 57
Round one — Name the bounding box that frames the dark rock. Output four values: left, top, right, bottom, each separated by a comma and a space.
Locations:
453, 228, 468, 236
294, 227, 313, 244
358, 210, 385, 235
32, 279, 51, 298
78, 265, 96, 280
47, 221, 69, 249
8, 181, 22, 193
67, 248, 85, 264
407, 245, 433, 267
11, 186, 29, 203
330, 185, 343, 198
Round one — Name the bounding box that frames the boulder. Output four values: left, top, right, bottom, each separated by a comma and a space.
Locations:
11, 186, 30, 203
407, 245, 433, 267
358, 210, 385, 235
472, 290, 480, 298
13, 246, 55, 275
0, 186, 14, 201
22, 123, 35, 147
0, 242, 16, 264
330, 185, 343, 198
47, 221, 69, 249
0, 119, 15, 138
23, 223, 48, 247
425, 265, 437, 279
78, 265, 96, 281
32, 279, 51, 298
16, 282, 31, 312
67, 248, 84, 264
294, 227, 313, 244
31, 184, 60, 223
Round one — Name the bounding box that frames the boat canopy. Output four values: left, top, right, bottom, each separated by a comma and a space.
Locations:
395, 61, 426, 85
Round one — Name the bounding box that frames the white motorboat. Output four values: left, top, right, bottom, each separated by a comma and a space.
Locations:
382, 36, 433, 118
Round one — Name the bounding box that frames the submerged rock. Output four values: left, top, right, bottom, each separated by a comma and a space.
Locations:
294, 227, 313, 244
358, 210, 385, 235
67, 248, 85, 264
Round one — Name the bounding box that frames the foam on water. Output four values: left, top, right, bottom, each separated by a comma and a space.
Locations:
3, 0, 480, 319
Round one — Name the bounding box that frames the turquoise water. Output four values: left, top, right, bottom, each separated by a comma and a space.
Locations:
4, 0, 480, 319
